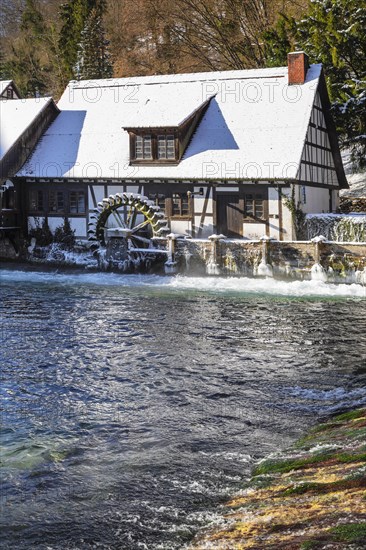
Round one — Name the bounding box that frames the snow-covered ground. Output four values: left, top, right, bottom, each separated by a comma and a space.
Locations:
341, 149, 366, 198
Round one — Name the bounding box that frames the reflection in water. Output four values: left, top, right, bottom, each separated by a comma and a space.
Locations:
0, 269, 365, 549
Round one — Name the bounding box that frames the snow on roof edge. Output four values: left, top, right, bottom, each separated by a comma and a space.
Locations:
0, 97, 58, 160
67, 66, 290, 90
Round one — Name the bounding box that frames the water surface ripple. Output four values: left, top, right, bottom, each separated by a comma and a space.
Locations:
1, 269, 365, 549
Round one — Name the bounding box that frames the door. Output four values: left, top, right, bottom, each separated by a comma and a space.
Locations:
216, 193, 243, 238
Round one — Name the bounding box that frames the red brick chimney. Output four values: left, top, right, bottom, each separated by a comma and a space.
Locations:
288, 51, 309, 85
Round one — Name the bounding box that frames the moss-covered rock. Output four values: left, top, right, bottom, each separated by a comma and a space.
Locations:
191, 408, 366, 549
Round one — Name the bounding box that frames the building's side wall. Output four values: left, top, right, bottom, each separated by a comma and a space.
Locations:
300, 186, 331, 214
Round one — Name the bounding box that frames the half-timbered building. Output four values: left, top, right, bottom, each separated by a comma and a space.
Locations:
0, 88, 59, 232
13, 52, 347, 241
0, 80, 21, 101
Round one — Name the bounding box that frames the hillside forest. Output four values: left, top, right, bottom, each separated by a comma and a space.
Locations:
0, 0, 365, 167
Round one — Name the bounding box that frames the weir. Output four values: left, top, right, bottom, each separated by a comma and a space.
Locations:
99, 232, 366, 285
1, 228, 365, 286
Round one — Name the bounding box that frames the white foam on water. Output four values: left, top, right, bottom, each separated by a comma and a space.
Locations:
284, 386, 366, 401
1, 269, 365, 298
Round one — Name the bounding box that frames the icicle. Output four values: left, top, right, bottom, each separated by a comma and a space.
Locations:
311, 263, 328, 282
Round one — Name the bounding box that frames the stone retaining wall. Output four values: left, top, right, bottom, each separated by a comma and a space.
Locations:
161, 236, 366, 284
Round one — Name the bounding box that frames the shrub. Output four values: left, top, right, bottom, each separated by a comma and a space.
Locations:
53, 217, 76, 249
28, 217, 53, 247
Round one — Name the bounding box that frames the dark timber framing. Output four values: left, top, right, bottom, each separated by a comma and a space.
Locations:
297, 77, 346, 189
0, 80, 21, 100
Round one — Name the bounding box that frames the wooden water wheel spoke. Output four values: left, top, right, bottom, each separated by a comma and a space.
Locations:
111, 208, 126, 228
130, 219, 151, 234
129, 234, 152, 244
127, 208, 138, 229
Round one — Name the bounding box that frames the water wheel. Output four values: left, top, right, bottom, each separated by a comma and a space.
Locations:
87, 192, 169, 257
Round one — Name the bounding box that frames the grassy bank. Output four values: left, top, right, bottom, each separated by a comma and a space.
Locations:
192, 409, 366, 549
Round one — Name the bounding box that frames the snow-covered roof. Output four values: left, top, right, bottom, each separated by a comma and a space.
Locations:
18, 65, 323, 181
0, 98, 54, 160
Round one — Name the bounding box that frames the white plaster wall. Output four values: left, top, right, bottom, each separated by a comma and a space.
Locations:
91, 185, 106, 205
193, 193, 214, 237
281, 187, 295, 240
125, 186, 140, 194
215, 187, 238, 192
47, 217, 64, 232
268, 187, 279, 215
242, 223, 266, 240
70, 218, 87, 238
108, 185, 125, 196
106, 212, 146, 230
28, 217, 38, 229
170, 219, 191, 236
301, 186, 331, 214
194, 216, 214, 238
88, 187, 95, 208
194, 196, 213, 215
268, 220, 281, 240
28, 216, 63, 231
28, 216, 87, 238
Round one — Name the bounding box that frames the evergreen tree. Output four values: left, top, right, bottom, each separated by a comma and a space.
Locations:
262, 16, 295, 68
263, 0, 366, 168
58, 0, 107, 81
6, 0, 49, 96
75, 7, 113, 80
296, 0, 366, 168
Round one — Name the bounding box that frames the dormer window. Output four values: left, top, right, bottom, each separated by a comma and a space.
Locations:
127, 129, 178, 164
135, 134, 152, 160
123, 95, 214, 166
158, 135, 175, 159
